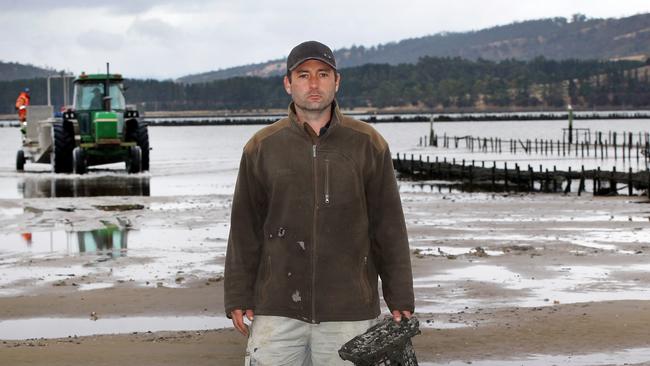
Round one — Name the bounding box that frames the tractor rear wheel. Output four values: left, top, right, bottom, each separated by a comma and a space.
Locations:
16, 150, 25, 171
52, 123, 74, 173
126, 121, 150, 171
73, 147, 87, 174
127, 146, 142, 174
136, 123, 150, 171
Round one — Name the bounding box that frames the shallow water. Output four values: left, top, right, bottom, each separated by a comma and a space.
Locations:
420, 347, 650, 366
0, 316, 233, 340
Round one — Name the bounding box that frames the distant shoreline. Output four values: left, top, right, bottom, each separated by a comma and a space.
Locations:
143, 110, 650, 126
1, 109, 649, 127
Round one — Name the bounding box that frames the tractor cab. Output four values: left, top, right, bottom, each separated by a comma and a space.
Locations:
74, 79, 126, 111
72, 73, 127, 139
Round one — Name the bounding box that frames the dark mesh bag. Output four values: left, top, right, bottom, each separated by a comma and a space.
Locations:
338, 316, 420, 366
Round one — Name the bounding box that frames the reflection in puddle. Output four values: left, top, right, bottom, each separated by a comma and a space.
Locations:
18, 175, 150, 198
1, 224, 128, 258
0, 316, 233, 340
76, 224, 127, 257
420, 347, 650, 366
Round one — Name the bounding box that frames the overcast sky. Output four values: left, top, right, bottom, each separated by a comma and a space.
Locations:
1, 0, 649, 80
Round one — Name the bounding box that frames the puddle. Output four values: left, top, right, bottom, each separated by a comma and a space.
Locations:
414, 264, 650, 312
18, 175, 150, 198
411, 245, 503, 257
420, 347, 650, 366
78, 282, 114, 291
0, 315, 233, 340
0, 224, 229, 296
419, 319, 470, 329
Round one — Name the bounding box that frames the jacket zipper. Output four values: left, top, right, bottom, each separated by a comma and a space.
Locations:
324, 159, 330, 205
311, 143, 318, 323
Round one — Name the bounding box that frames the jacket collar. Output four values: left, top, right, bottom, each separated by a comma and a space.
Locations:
288, 100, 342, 135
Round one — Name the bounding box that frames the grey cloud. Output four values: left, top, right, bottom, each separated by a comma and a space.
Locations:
0, 0, 215, 15
77, 30, 125, 50
127, 18, 180, 41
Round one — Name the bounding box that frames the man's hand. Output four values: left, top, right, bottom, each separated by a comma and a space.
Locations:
391, 310, 412, 323
231, 309, 254, 336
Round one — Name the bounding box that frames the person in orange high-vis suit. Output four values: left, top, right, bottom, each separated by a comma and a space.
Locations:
15, 88, 30, 135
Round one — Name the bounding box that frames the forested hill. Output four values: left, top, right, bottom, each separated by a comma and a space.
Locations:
0, 61, 56, 81
4, 57, 647, 114
178, 13, 650, 83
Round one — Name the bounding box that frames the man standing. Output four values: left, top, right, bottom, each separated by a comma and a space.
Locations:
225, 40, 414, 365
15, 88, 30, 135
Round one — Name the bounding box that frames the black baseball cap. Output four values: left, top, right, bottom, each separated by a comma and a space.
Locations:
287, 41, 336, 74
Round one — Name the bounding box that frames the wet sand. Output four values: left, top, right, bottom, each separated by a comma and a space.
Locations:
3, 288, 650, 365
2, 188, 650, 364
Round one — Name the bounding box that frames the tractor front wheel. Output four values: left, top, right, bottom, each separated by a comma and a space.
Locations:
73, 147, 87, 174
127, 146, 142, 174
51, 123, 74, 174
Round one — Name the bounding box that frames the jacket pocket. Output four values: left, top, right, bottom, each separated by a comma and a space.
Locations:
324, 159, 331, 205
359, 256, 372, 304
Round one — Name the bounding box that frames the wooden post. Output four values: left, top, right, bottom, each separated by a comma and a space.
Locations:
515, 164, 521, 192
578, 165, 585, 196
461, 159, 465, 180
600, 134, 604, 159
611, 167, 617, 193
597, 167, 602, 194
629, 132, 633, 161
469, 164, 473, 187
504, 162, 509, 191
629, 167, 633, 196
592, 166, 597, 193
528, 165, 534, 192
564, 166, 572, 194
491, 161, 496, 191
443, 157, 447, 179
544, 168, 550, 193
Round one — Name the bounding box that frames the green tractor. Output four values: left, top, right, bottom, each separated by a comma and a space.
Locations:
51, 72, 149, 174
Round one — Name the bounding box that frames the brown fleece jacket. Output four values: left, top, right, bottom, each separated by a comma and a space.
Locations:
224, 102, 414, 323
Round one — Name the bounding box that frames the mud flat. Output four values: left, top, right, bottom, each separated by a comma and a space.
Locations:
2, 125, 650, 364
2, 187, 650, 364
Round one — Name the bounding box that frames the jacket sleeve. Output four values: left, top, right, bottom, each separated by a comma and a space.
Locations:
367, 145, 415, 313
224, 144, 266, 317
